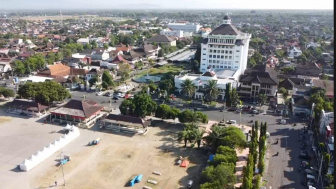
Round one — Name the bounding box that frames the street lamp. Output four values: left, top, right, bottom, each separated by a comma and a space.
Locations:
239, 100, 243, 126
222, 104, 226, 122
60, 152, 66, 186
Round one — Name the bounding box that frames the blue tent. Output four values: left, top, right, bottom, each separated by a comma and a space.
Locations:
129, 176, 137, 186
135, 174, 143, 183
208, 154, 215, 162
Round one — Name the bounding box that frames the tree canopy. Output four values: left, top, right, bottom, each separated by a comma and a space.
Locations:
119, 93, 157, 118
18, 81, 70, 105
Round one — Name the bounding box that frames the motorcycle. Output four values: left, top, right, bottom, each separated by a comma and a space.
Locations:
249, 120, 253, 123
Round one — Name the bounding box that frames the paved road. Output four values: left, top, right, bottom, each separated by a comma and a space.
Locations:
182, 104, 312, 188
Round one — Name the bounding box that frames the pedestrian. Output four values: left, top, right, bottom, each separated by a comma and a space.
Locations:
44, 119, 47, 124
55, 181, 57, 186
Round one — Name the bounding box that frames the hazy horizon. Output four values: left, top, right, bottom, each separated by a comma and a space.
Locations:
0, 0, 333, 10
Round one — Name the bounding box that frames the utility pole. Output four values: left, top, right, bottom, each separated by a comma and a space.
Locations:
60, 152, 66, 186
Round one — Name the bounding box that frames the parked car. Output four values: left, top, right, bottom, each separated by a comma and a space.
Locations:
227, 107, 236, 112
104, 92, 111, 97
299, 153, 312, 160
112, 96, 118, 100
252, 110, 259, 114
187, 180, 193, 188
96, 91, 104, 96
226, 120, 237, 124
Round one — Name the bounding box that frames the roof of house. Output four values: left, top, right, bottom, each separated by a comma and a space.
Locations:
51, 99, 103, 118
240, 65, 279, 85
147, 35, 175, 43
294, 65, 321, 77
293, 96, 310, 108
111, 55, 128, 64
143, 44, 158, 54
209, 24, 241, 36
312, 80, 334, 97
105, 114, 150, 127
36, 63, 70, 77
9, 99, 48, 112
87, 68, 103, 75
202, 71, 216, 77
235, 40, 244, 46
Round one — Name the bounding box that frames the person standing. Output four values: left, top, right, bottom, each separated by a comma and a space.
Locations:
55, 181, 57, 186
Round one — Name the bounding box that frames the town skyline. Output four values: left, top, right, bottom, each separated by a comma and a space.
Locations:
0, 0, 334, 10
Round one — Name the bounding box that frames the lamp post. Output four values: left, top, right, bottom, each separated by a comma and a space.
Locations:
60, 152, 66, 186
222, 104, 226, 122
239, 100, 243, 126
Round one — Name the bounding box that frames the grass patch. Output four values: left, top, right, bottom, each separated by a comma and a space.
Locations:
136, 65, 184, 78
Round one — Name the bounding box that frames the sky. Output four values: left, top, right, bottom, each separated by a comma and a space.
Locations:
0, 0, 334, 10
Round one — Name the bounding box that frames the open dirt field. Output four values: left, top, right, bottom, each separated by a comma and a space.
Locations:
31, 121, 207, 189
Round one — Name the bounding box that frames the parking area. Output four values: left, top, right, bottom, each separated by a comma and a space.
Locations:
0, 113, 63, 188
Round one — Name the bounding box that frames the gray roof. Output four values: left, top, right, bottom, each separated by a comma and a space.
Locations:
209, 24, 241, 36
105, 114, 150, 127
51, 99, 103, 118
240, 65, 279, 85
147, 35, 175, 43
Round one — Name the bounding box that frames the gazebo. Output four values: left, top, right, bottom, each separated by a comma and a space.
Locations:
50, 99, 104, 128
7, 99, 48, 117
103, 114, 150, 134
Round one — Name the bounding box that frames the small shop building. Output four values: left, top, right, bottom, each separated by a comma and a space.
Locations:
102, 114, 150, 134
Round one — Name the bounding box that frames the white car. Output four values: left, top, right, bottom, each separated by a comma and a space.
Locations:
226, 120, 237, 124
96, 91, 104, 96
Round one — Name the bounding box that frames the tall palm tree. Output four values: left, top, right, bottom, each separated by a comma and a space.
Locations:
205, 80, 219, 102
178, 123, 198, 147
259, 94, 268, 106
181, 79, 195, 99
203, 125, 226, 150
193, 129, 206, 148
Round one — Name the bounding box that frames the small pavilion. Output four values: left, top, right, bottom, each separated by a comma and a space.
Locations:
50, 99, 104, 128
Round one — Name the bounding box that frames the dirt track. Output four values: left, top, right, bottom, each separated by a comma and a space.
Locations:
32, 122, 207, 189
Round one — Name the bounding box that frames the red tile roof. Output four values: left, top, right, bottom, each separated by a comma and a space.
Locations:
111, 55, 128, 64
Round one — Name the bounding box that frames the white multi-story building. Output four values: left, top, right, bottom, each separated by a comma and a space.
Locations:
160, 29, 184, 38
199, 15, 251, 76
167, 23, 201, 33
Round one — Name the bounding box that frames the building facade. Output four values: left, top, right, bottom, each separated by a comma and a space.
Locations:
200, 15, 251, 76
167, 23, 201, 33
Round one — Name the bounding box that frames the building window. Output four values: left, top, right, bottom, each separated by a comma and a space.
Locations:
209, 55, 212, 58
210, 45, 213, 47
224, 66, 227, 68
217, 65, 219, 68
203, 59, 206, 60
217, 55, 220, 58
203, 48, 206, 50
225, 50, 228, 54
212, 65, 215, 68
214, 50, 217, 53
220, 66, 223, 68
221, 55, 224, 58
217, 60, 220, 63
209, 60, 212, 63
228, 66, 231, 69
235, 66, 238, 68
236, 50, 240, 52
225, 56, 228, 59
229, 51, 232, 54
221, 50, 224, 53
229, 56, 232, 59
210, 50, 213, 53
202, 64, 206, 65
235, 61, 239, 63
203, 53, 206, 55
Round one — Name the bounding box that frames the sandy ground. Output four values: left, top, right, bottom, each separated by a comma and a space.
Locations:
30, 121, 206, 189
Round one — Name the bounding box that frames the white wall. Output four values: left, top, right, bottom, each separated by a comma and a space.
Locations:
19, 126, 80, 171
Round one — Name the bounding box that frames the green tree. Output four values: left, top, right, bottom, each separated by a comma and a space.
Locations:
102, 70, 114, 89
201, 164, 236, 189
103, 43, 109, 50
180, 79, 195, 99
14, 60, 26, 75
177, 123, 198, 147
205, 80, 219, 102
46, 53, 55, 65
194, 129, 206, 148
55, 52, 63, 61
0, 87, 15, 98
158, 49, 164, 57
259, 94, 268, 106
225, 83, 232, 107
230, 88, 240, 107
178, 110, 208, 124
248, 57, 257, 67
242, 154, 254, 189
18, 81, 70, 105
155, 104, 172, 119
159, 78, 174, 93
253, 174, 261, 189
132, 93, 157, 118
252, 51, 263, 63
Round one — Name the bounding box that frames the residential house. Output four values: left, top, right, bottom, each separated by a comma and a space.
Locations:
7, 99, 49, 117
319, 110, 334, 137
91, 48, 109, 61
311, 79, 334, 99
17, 52, 34, 61
294, 64, 321, 78
146, 35, 176, 46
110, 55, 128, 64
0, 58, 13, 77
160, 29, 184, 38
238, 65, 279, 99
287, 46, 302, 58
123, 44, 159, 63
85, 68, 103, 86
77, 38, 90, 45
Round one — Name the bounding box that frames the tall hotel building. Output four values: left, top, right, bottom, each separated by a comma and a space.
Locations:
200, 15, 251, 76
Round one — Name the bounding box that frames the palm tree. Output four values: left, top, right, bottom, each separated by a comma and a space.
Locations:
181, 79, 195, 99
203, 125, 226, 150
193, 129, 206, 148
177, 123, 198, 147
205, 80, 219, 102
259, 93, 268, 112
